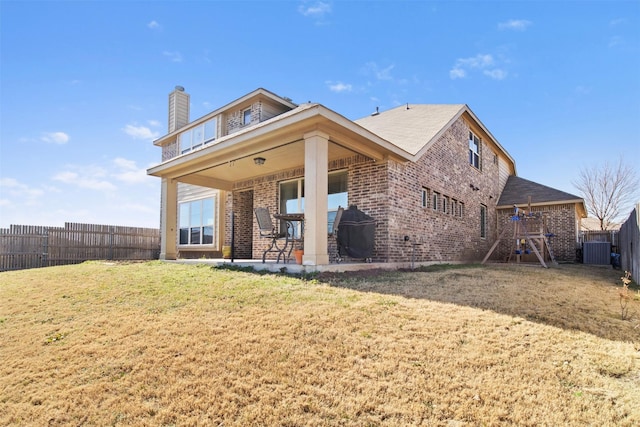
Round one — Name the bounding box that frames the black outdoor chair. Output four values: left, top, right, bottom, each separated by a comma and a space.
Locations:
254, 207, 290, 263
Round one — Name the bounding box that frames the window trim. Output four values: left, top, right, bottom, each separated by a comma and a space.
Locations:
178, 197, 216, 246
480, 204, 487, 239
421, 187, 429, 208
242, 108, 252, 126
469, 131, 481, 170
180, 117, 217, 154
279, 170, 348, 234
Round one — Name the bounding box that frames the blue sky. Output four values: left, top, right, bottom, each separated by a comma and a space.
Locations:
1, 0, 639, 229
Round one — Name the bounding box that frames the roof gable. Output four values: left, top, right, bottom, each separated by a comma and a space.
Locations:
354, 104, 516, 173
498, 175, 584, 212
354, 104, 466, 156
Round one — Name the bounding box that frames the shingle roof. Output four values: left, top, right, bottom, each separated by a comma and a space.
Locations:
498, 175, 583, 207
354, 104, 466, 156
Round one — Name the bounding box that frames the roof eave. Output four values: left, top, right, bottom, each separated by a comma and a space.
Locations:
497, 199, 588, 218
147, 104, 413, 178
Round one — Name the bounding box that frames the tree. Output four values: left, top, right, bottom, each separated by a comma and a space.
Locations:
573, 158, 639, 230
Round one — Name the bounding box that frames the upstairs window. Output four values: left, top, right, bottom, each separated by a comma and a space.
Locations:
432, 191, 440, 211
243, 108, 252, 126
180, 118, 217, 154
469, 131, 481, 169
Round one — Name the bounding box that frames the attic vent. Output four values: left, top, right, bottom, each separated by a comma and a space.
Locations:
371, 106, 379, 116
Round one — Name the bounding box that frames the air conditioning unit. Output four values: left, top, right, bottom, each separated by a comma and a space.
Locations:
583, 241, 611, 265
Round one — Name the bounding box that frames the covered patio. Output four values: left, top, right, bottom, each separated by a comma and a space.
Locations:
147, 103, 411, 266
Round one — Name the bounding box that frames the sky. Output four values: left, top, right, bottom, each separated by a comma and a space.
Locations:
1, 0, 639, 229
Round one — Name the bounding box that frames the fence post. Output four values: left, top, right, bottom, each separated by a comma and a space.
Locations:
42, 229, 49, 268
109, 226, 114, 260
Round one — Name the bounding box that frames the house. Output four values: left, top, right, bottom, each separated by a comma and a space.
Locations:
147, 87, 584, 268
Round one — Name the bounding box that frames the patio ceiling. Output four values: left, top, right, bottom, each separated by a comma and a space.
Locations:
147, 104, 412, 191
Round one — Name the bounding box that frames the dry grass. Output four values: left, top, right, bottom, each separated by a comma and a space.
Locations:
1, 261, 639, 426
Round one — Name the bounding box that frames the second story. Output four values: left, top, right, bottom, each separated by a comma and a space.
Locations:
155, 87, 298, 161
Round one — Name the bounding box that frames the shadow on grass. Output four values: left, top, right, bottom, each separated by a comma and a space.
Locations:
316, 263, 640, 345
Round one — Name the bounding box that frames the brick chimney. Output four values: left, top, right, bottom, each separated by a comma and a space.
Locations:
168, 85, 189, 133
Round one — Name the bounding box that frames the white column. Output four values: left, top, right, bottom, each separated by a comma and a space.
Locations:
159, 177, 177, 260
302, 131, 329, 265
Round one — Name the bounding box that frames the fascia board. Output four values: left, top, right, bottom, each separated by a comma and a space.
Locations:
497, 199, 588, 218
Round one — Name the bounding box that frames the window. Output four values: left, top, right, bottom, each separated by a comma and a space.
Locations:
421, 188, 429, 208
451, 199, 458, 216
279, 171, 348, 234
480, 204, 487, 238
180, 118, 217, 154
442, 195, 449, 214
469, 131, 481, 169
179, 198, 215, 245
432, 191, 440, 211
459, 202, 465, 218
243, 108, 252, 126
327, 172, 348, 228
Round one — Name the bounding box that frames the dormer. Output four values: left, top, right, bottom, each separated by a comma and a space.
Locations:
154, 87, 297, 162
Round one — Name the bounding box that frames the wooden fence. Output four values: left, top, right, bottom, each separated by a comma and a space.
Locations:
579, 230, 619, 247
0, 223, 160, 272
619, 204, 639, 284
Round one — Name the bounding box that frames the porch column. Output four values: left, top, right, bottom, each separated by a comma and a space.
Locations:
303, 130, 330, 265
159, 177, 177, 260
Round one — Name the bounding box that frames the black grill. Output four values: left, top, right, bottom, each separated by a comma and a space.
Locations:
336, 206, 375, 261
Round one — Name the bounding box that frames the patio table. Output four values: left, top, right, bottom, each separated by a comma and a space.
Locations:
273, 213, 304, 262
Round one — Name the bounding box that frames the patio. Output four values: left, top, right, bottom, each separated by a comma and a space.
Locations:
165, 257, 459, 274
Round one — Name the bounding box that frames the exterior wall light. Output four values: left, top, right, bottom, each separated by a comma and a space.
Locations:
254, 157, 266, 166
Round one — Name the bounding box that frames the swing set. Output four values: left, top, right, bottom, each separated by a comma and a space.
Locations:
482, 200, 557, 268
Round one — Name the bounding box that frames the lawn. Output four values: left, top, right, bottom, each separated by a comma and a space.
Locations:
1, 261, 638, 426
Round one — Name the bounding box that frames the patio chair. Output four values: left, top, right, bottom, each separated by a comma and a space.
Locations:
254, 207, 290, 263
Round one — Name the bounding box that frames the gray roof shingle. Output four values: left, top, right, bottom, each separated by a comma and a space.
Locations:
355, 104, 466, 156
498, 175, 583, 206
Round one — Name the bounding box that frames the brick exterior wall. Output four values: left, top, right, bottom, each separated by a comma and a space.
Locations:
494, 204, 579, 263
227, 101, 261, 135
162, 141, 179, 161
378, 116, 501, 263
224, 190, 254, 259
